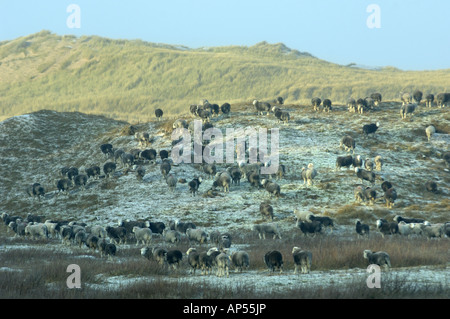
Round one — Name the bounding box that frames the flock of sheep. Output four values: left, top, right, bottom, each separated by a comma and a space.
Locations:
3, 91, 450, 282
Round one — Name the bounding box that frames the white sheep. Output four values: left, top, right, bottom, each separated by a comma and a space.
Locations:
216, 252, 230, 277
292, 247, 312, 274
132, 226, 152, 246
293, 209, 313, 223
24, 223, 48, 240
253, 223, 282, 239
425, 125, 436, 142
301, 163, 318, 186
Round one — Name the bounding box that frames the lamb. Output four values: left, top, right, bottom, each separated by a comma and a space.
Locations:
188, 177, 202, 196
301, 163, 317, 186
362, 122, 379, 137
401, 92, 412, 105
292, 247, 312, 274
264, 250, 283, 273
376, 219, 399, 238
336, 155, 353, 170
165, 249, 183, 269
355, 219, 370, 237
260, 202, 274, 221
340, 135, 356, 153
120, 152, 134, 168
105, 226, 127, 245
162, 229, 181, 244
261, 179, 281, 198
253, 100, 271, 115
400, 103, 417, 119
253, 223, 282, 239
160, 160, 171, 180
425, 125, 436, 142
186, 247, 201, 275
132, 226, 152, 246
297, 220, 322, 236
363, 250, 391, 271
354, 185, 366, 203
355, 168, 376, 185
229, 251, 250, 273
24, 223, 48, 240
186, 228, 208, 244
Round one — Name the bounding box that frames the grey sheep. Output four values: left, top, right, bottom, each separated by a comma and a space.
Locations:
227, 166, 242, 185
186, 228, 208, 244
384, 188, 398, 208
413, 90, 423, 104
213, 171, 232, 193
99, 239, 117, 260
105, 226, 127, 245
363, 187, 377, 205
162, 229, 181, 244
186, 247, 201, 275
56, 178, 72, 194
253, 100, 271, 115
247, 171, 262, 188
253, 223, 281, 239
363, 250, 391, 271
347, 97, 357, 112
229, 251, 250, 273
160, 159, 171, 179
264, 250, 283, 273
401, 92, 412, 105
73, 174, 88, 189
426, 94, 434, 107
261, 179, 281, 198
24, 223, 48, 240
121, 152, 134, 167
340, 135, 356, 153
420, 222, 445, 239
260, 202, 274, 221
425, 125, 436, 142
322, 98, 332, 112
132, 226, 152, 246
202, 163, 217, 179
165, 173, 177, 192
301, 163, 317, 186
400, 103, 417, 119
292, 247, 312, 274
436, 92, 450, 108
355, 168, 376, 185
169, 219, 196, 233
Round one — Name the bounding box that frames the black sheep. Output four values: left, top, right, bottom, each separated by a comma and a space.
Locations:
188, 177, 202, 196
355, 220, 370, 237
264, 250, 283, 273
336, 155, 353, 170
311, 97, 321, 111
355, 168, 376, 185
362, 122, 380, 137
220, 103, 231, 115
155, 108, 164, 120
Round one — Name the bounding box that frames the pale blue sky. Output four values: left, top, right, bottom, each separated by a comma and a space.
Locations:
0, 0, 449, 70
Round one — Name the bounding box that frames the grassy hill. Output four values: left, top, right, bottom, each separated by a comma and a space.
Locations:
0, 30, 449, 122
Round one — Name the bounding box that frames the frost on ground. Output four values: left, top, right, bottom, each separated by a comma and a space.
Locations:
0, 103, 449, 295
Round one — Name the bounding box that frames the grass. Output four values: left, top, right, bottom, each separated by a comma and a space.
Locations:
1, 30, 450, 122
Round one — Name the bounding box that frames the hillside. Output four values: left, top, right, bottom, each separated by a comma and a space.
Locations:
0, 30, 449, 122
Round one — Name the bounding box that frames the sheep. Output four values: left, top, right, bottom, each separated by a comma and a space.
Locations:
264, 250, 283, 273
103, 162, 116, 178
100, 143, 114, 157
400, 103, 417, 119
363, 187, 377, 205
261, 179, 281, 198
357, 98, 368, 114
425, 180, 438, 193
296, 220, 322, 236
212, 171, 232, 193
393, 215, 425, 224
239, 162, 262, 179
247, 171, 262, 188
336, 155, 353, 170
59, 225, 73, 245
322, 99, 332, 112
229, 251, 250, 273
425, 125, 436, 142
347, 97, 357, 112
373, 155, 383, 171
165, 249, 183, 269
311, 97, 321, 111
132, 226, 152, 246
198, 251, 214, 275
426, 94, 434, 107
155, 108, 164, 120
99, 240, 116, 260
227, 166, 242, 185
340, 136, 355, 153
188, 177, 202, 196
74, 230, 87, 248
370, 93, 382, 106
260, 202, 274, 221
436, 92, 450, 108
73, 174, 88, 189
381, 180, 393, 193
56, 178, 72, 194
151, 247, 168, 265
364, 158, 374, 171
1, 213, 22, 227
219, 234, 232, 249
24, 223, 48, 240
413, 90, 423, 105
118, 219, 147, 237
384, 188, 398, 208
165, 174, 177, 192
85, 233, 100, 251
355, 219, 370, 237
186, 247, 201, 275
253, 223, 282, 239
216, 252, 230, 277
162, 229, 181, 244
420, 223, 445, 239
26, 183, 45, 201
105, 226, 127, 245
301, 163, 317, 186
253, 100, 271, 115
274, 109, 290, 123
362, 122, 379, 137
376, 219, 399, 238
274, 164, 286, 180
86, 165, 101, 179
202, 163, 217, 179
363, 250, 391, 271
169, 219, 196, 233
401, 92, 412, 105
397, 221, 414, 237
355, 168, 376, 185
293, 209, 313, 223
221, 103, 231, 115
352, 155, 363, 168
139, 149, 157, 162
354, 185, 366, 203
186, 228, 208, 244
292, 247, 312, 274
307, 214, 334, 232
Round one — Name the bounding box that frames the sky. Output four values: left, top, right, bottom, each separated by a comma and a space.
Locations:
0, 0, 449, 71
